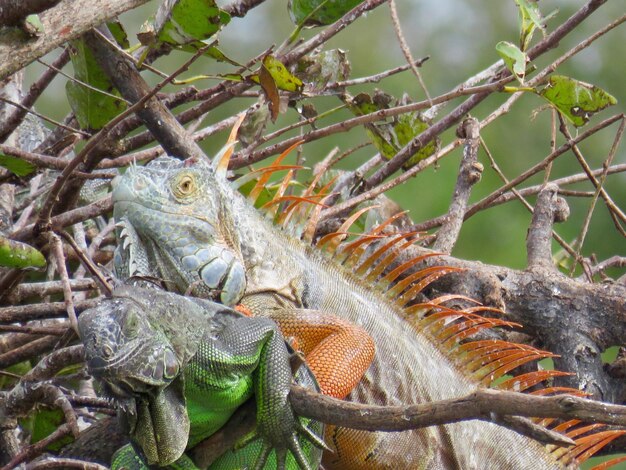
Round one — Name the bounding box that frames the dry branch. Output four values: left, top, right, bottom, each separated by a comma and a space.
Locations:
290, 386, 626, 430
0, 0, 151, 79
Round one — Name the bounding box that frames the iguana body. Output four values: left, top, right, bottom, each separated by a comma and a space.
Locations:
78, 286, 324, 469
112, 155, 619, 469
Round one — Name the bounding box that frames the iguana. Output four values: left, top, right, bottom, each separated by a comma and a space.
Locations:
111, 146, 624, 469
78, 285, 325, 469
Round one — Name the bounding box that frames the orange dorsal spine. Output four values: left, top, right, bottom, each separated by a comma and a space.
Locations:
222, 131, 624, 467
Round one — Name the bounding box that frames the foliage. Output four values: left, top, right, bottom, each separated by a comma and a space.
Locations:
66, 22, 129, 130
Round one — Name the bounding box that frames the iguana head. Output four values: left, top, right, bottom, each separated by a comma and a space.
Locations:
112, 156, 246, 307
78, 287, 211, 465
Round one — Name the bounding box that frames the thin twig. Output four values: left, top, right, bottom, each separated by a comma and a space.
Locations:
465, 114, 623, 221
0, 49, 70, 143
586, 256, 626, 278
0, 96, 89, 138
388, 0, 431, 103
558, 117, 626, 235
0, 298, 101, 324
234, 78, 511, 167
572, 117, 626, 269
364, 0, 609, 188
0, 425, 72, 470
48, 232, 79, 334
0, 324, 67, 335
11, 196, 113, 243
407, 115, 624, 234
56, 229, 112, 295
36, 56, 133, 104
328, 58, 430, 89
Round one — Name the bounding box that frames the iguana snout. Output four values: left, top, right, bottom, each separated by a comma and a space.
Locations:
79, 291, 193, 466
79, 298, 181, 396
112, 157, 247, 306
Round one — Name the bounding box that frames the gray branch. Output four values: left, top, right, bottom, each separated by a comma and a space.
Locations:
434, 117, 482, 254
526, 183, 561, 271
0, 0, 62, 27
0, 0, 151, 80
398, 243, 626, 403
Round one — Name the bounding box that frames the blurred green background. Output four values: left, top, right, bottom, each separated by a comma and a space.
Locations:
26, 0, 625, 271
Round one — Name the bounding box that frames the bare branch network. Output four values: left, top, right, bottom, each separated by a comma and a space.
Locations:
0, 0, 625, 467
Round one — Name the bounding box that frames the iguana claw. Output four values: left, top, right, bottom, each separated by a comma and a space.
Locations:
248, 421, 325, 470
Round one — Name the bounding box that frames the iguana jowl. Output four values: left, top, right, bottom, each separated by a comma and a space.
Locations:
78, 285, 325, 469
112, 153, 621, 469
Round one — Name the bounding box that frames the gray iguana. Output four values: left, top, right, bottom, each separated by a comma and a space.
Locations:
78, 285, 325, 469
110, 148, 624, 469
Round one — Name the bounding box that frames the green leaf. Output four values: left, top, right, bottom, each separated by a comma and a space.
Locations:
0, 361, 31, 389
0, 236, 46, 269
249, 55, 303, 121
349, 92, 381, 115
24, 14, 44, 35
251, 55, 304, 93
200, 45, 241, 66
515, 0, 544, 50
65, 25, 128, 131
496, 41, 528, 82
348, 92, 439, 169
107, 20, 130, 49
289, 0, 365, 27
0, 153, 36, 176
139, 0, 230, 50
539, 75, 617, 127
31, 408, 74, 451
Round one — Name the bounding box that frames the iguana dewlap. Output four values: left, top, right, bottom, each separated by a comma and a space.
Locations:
112, 155, 620, 469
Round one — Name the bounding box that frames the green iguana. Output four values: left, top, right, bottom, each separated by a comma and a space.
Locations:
78, 285, 325, 469
110, 147, 624, 469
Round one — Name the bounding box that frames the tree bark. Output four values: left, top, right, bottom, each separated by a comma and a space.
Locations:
0, 0, 151, 80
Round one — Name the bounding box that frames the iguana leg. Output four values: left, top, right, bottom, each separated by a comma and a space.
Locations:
245, 306, 375, 400
189, 315, 325, 470
238, 305, 402, 469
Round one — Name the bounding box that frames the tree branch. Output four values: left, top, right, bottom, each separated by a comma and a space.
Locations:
290, 385, 626, 430
526, 183, 561, 271
0, 0, 151, 80
397, 243, 626, 402
433, 117, 482, 254
0, 0, 62, 27
82, 29, 205, 161
364, 0, 608, 188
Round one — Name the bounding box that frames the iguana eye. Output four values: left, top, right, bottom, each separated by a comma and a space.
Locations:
173, 173, 197, 199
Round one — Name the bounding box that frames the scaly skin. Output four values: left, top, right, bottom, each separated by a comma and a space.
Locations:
112, 156, 574, 469
78, 286, 324, 469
